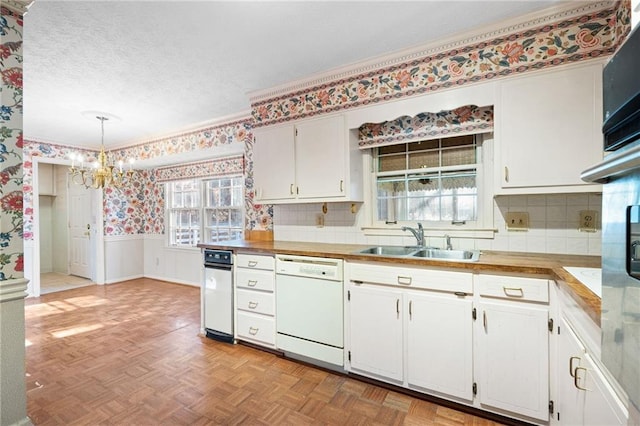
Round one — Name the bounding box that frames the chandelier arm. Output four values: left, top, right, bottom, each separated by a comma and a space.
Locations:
69, 115, 136, 189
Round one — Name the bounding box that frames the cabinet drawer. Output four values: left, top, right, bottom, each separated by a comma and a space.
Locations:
236, 311, 275, 346
348, 262, 472, 293
236, 269, 275, 291
477, 274, 549, 303
236, 289, 275, 316
236, 253, 275, 271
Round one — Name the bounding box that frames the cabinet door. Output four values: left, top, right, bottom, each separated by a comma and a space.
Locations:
348, 285, 403, 383
295, 115, 346, 199
557, 317, 628, 426
498, 63, 602, 190
556, 316, 586, 425
253, 125, 296, 201
407, 291, 473, 401
582, 352, 627, 426
478, 301, 549, 421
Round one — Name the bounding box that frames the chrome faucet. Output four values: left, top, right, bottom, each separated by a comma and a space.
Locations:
402, 223, 424, 247
444, 234, 453, 250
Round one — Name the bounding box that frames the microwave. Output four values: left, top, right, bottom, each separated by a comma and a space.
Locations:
603, 25, 640, 152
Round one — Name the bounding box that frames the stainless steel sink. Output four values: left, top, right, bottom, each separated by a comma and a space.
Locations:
355, 246, 480, 262
411, 248, 480, 262
357, 246, 421, 256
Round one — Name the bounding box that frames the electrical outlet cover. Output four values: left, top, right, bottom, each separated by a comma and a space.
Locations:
579, 210, 597, 232
505, 212, 530, 231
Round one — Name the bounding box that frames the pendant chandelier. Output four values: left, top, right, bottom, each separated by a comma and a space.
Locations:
69, 116, 135, 189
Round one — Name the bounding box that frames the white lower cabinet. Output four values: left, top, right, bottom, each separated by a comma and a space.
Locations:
234, 253, 276, 348
407, 291, 473, 401
476, 300, 550, 421
555, 315, 628, 426
476, 274, 551, 422
347, 262, 474, 402
349, 284, 404, 382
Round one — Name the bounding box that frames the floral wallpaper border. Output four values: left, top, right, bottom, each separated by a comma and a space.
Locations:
156, 155, 244, 183
251, 2, 630, 127
0, 7, 24, 281
358, 105, 494, 148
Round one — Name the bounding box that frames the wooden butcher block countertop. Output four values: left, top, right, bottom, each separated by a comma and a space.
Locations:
198, 240, 602, 326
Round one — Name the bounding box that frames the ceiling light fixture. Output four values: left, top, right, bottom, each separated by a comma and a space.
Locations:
69, 116, 135, 189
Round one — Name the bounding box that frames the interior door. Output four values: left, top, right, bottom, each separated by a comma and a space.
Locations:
68, 180, 92, 278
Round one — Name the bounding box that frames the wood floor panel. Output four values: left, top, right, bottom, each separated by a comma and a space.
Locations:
26, 278, 509, 425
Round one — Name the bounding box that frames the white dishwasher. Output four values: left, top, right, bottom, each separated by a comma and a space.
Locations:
275, 254, 344, 367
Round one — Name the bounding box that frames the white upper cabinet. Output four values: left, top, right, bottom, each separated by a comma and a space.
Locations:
496, 61, 604, 194
252, 124, 296, 201
252, 114, 362, 204
295, 115, 346, 198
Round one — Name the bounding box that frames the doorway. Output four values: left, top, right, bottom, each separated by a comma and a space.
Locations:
28, 159, 104, 296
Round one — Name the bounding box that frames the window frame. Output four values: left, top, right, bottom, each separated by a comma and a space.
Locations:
366, 132, 494, 234
166, 175, 244, 248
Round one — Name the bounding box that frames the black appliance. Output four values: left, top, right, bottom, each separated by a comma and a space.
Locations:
603, 25, 640, 152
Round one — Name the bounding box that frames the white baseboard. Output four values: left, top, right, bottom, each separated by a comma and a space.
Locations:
143, 274, 200, 287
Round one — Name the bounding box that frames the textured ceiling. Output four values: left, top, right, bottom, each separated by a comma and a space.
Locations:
23, 0, 571, 150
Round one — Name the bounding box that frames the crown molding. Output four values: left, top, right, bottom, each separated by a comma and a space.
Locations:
2, 0, 34, 16
248, 1, 615, 104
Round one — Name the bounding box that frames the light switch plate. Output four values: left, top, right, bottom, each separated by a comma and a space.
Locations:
505, 212, 529, 231
579, 210, 597, 232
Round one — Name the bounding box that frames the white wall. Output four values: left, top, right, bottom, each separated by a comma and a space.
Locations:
143, 235, 201, 287
52, 165, 69, 273
39, 195, 53, 273
104, 235, 145, 283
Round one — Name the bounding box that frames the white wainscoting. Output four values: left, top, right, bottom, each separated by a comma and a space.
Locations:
104, 234, 145, 284
143, 235, 201, 287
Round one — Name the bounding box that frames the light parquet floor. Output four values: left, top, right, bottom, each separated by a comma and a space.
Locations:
25, 278, 509, 426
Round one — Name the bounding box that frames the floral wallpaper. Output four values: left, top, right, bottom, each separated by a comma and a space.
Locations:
251, 2, 630, 127
0, 7, 24, 281
19, 2, 631, 243
23, 118, 272, 240
359, 105, 494, 148
104, 171, 146, 235
156, 156, 244, 183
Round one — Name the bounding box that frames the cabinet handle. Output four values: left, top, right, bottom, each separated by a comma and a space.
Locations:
409, 300, 413, 319
574, 366, 591, 391
502, 287, 524, 298
290, 184, 294, 195
247, 261, 258, 268
569, 356, 581, 377
504, 166, 509, 183
247, 280, 258, 287
249, 326, 259, 335
248, 301, 258, 309
397, 276, 412, 285
340, 180, 344, 192
396, 298, 400, 316
483, 311, 487, 330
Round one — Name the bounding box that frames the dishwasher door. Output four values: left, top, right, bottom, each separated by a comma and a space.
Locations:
204, 264, 234, 342
276, 274, 343, 347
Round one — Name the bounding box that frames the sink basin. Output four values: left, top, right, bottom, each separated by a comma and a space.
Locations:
357, 246, 421, 256
411, 248, 480, 262
355, 246, 480, 262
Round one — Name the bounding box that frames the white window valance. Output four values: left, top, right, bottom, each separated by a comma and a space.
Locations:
358, 105, 493, 149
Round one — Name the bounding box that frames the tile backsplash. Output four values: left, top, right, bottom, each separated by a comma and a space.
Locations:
273, 193, 602, 256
